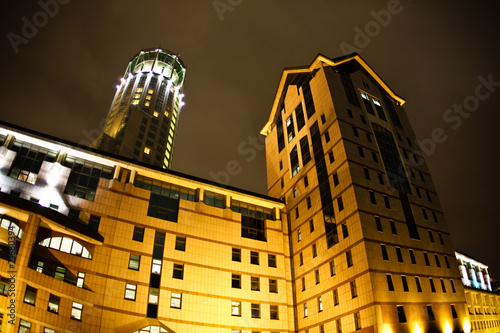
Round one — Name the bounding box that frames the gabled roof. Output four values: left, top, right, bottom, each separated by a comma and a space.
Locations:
260, 53, 406, 135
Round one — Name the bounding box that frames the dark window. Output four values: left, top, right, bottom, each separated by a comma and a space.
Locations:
424, 252, 430, 266
366, 132, 372, 143
276, 111, 285, 152
384, 195, 391, 209
358, 146, 365, 158
309, 219, 314, 232
132, 226, 145, 242
375, 216, 383, 232
372, 151, 378, 163
361, 91, 375, 115
175, 236, 186, 251
251, 251, 259, 265
302, 277, 306, 291
353, 127, 359, 137
422, 208, 428, 220
68, 209, 80, 219
409, 249, 416, 264
402, 276, 409, 292
346, 250, 353, 267
232, 274, 241, 288
339, 71, 360, 107
387, 274, 394, 291
333, 289, 339, 305
360, 115, 366, 124
333, 173, 339, 186
429, 278, 436, 293
373, 98, 387, 121
381, 244, 389, 260
304, 175, 309, 187
241, 216, 266, 242
330, 260, 336, 276
426, 191, 432, 202
300, 136, 312, 166
205, 192, 225, 208
439, 233, 444, 245
279, 160, 283, 170
434, 254, 441, 267
63, 157, 112, 202
415, 276, 422, 292
342, 223, 348, 238
324, 131, 330, 143
451, 305, 458, 318
347, 109, 354, 118
295, 104, 305, 131
396, 247, 403, 263
315, 269, 320, 284
329, 151, 334, 163
232, 248, 241, 262
383, 95, 402, 128
270, 305, 279, 319
268, 254, 277, 267
251, 304, 260, 318
432, 211, 438, 223
147, 193, 179, 222
416, 187, 421, 198
390, 220, 397, 235
307, 197, 311, 209
351, 280, 357, 298
444, 255, 450, 268
428, 230, 434, 243
88, 215, 100, 231
173, 264, 184, 279
299, 252, 303, 266
427, 305, 436, 320
269, 279, 278, 294
321, 114, 326, 124
8, 141, 57, 185
440, 279, 447, 293
363, 167, 370, 180
312, 244, 317, 258
450, 280, 456, 293
338, 197, 344, 212
397, 306, 407, 323
369, 191, 376, 204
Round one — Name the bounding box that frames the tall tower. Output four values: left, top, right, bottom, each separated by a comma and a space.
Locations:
93, 48, 186, 168
262, 54, 468, 333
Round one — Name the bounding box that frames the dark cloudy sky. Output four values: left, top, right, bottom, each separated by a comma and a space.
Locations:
1, 1, 499, 278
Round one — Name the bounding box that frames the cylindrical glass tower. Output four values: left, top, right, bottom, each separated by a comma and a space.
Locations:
95, 48, 186, 169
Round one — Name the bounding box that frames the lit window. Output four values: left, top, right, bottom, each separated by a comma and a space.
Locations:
153, 111, 159, 117
134, 94, 141, 99
41, 237, 93, 259
129, 254, 141, 270
76, 272, 85, 288
44, 328, 55, 333
0, 217, 23, 239
144, 147, 151, 154
54, 266, 66, 281
147, 89, 154, 94
132, 100, 140, 105
36, 261, 44, 273
152, 259, 162, 274
19, 319, 32, 332
148, 288, 159, 304
269, 279, 278, 293
146, 95, 152, 100
251, 303, 261, 318
47, 294, 60, 313
318, 296, 323, 312
136, 88, 143, 93
251, 277, 260, 291
304, 303, 308, 317
125, 284, 137, 301
144, 101, 151, 107
170, 292, 182, 309
71, 302, 83, 321
231, 301, 241, 316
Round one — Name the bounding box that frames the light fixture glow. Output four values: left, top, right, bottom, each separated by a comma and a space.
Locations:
463, 319, 471, 333
414, 323, 422, 333
444, 321, 452, 333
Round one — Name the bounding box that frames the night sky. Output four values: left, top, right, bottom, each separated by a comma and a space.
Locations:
1, 1, 499, 279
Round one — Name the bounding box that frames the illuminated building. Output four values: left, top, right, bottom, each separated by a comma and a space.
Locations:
261, 53, 470, 333
456, 252, 500, 333
0, 121, 288, 332
93, 48, 186, 169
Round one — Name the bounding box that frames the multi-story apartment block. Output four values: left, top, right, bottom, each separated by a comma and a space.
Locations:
456, 252, 500, 333
93, 48, 186, 169
261, 53, 469, 333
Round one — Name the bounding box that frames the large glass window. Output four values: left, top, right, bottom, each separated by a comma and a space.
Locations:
125, 284, 137, 300
8, 141, 57, 185
134, 175, 196, 201
300, 136, 311, 166
170, 292, 182, 309
38, 237, 92, 259
48, 294, 60, 313
24, 285, 37, 305
147, 193, 179, 222
63, 156, 113, 201
204, 192, 224, 208
286, 116, 295, 142
290, 145, 299, 176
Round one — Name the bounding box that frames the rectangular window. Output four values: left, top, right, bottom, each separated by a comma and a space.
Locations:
47, 294, 60, 313
440, 279, 447, 293
19, 319, 32, 332
366, 132, 372, 143
402, 276, 409, 292
175, 236, 186, 251
170, 292, 182, 309
337, 319, 342, 333
9, 142, 57, 185
430, 278, 436, 293
415, 276, 422, 292
304, 303, 308, 317
373, 98, 387, 121
147, 193, 179, 222
450, 279, 456, 293
434, 254, 441, 267
204, 192, 225, 208
63, 157, 113, 202
338, 197, 344, 212
173, 264, 184, 279
307, 196, 312, 209
381, 244, 389, 260
277, 112, 285, 152
346, 250, 353, 267
302, 277, 306, 291
300, 252, 303, 266
290, 146, 300, 176
286, 116, 295, 142
355, 312, 361, 330
232, 248, 241, 262
133, 226, 145, 242
304, 175, 309, 187
390, 220, 397, 235
351, 280, 358, 298
324, 131, 330, 143
361, 91, 375, 115
329, 151, 335, 163
125, 284, 137, 301
309, 219, 314, 232
358, 146, 365, 158
269, 279, 278, 293
333, 289, 339, 305
231, 301, 241, 316
369, 191, 376, 204
152, 259, 162, 274
71, 302, 83, 321
241, 215, 266, 242
129, 254, 140, 270
148, 288, 159, 305
342, 224, 348, 238
312, 244, 317, 258
44, 328, 55, 333
268, 254, 276, 267
353, 126, 359, 137
88, 214, 100, 231
409, 249, 416, 264
330, 260, 336, 276
24, 285, 37, 305
333, 173, 339, 186
383, 195, 391, 209
232, 274, 241, 289
318, 296, 324, 312
363, 167, 370, 180
375, 216, 383, 232
396, 247, 403, 263
251, 303, 261, 318
372, 151, 378, 163
387, 274, 394, 291
428, 230, 435, 243
424, 252, 430, 266
270, 305, 279, 320
439, 233, 445, 245
451, 305, 458, 318
397, 306, 407, 323
378, 172, 385, 184
427, 305, 436, 321
54, 266, 66, 281
315, 269, 320, 284
300, 136, 312, 166
251, 277, 260, 291
251, 251, 259, 265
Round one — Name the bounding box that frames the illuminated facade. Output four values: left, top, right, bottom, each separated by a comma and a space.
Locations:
261, 53, 470, 333
93, 48, 186, 169
456, 252, 500, 333
0, 122, 289, 332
